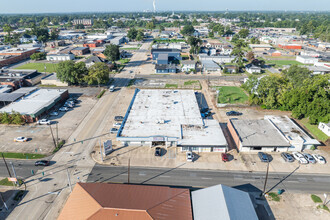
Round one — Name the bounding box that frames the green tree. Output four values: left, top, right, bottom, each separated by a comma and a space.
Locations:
56, 61, 87, 84
104, 44, 120, 62
127, 28, 138, 40
11, 111, 24, 125
181, 24, 195, 36
3, 24, 13, 36
30, 52, 46, 61
246, 51, 255, 61
76, 24, 84, 29
231, 39, 247, 68
1, 112, 11, 124
146, 22, 155, 30
238, 29, 249, 38
208, 31, 214, 38
136, 31, 144, 41
187, 36, 202, 54
250, 37, 260, 44
85, 63, 110, 87
282, 65, 311, 88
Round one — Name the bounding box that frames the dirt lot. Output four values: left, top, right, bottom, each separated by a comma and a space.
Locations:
0, 91, 98, 155
268, 193, 330, 220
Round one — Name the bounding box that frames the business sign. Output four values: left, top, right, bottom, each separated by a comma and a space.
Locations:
8, 177, 17, 182
152, 136, 165, 142
103, 140, 113, 156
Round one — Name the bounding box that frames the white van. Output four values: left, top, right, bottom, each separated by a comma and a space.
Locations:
109, 85, 115, 92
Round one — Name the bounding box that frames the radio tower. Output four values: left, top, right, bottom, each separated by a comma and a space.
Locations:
153, 0, 156, 13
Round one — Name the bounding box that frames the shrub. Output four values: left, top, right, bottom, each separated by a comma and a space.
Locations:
53, 140, 65, 153
311, 194, 322, 203
97, 90, 106, 98
268, 192, 280, 202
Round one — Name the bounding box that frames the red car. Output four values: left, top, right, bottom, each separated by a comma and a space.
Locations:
222, 153, 229, 162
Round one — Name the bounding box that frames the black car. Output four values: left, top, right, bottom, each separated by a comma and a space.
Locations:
281, 152, 294, 162
114, 116, 124, 122
258, 152, 269, 162
201, 108, 209, 113
226, 111, 242, 116
155, 147, 162, 156
35, 160, 50, 166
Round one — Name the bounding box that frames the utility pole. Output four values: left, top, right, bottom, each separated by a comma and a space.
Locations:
49, 124, 57, 148
262, 161, 270, 196
127, 158, 130, 184
10, 162, 18, 186
66, 168, 72, 192
99, 139, 103, 162
56, 123, 59, 142
0, 193, 8, 210
1, 153, 12, 177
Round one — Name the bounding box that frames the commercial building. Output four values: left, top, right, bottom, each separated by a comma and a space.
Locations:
201, 60, 221, 73
58, 182, 193, 220
265, 115, 321, 151
198, 54, 235, 64
278, 44, 302, 50
41, 73, 69, 86
71, 47, 90, 56
151, 48, 181, 62
72, 19, 93, 26
117, 89, 227, 152
46, 53, 75, 61
318, 122, 330, 137
228, 118, 291, 152
0, 47, 39, 68
0, 69, 43, 89
296, 55, 319, 64
155, 64, 177, 73
192, 184, 258, 220
0, 88, 68, 122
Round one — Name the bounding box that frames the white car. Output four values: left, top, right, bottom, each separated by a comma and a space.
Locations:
304, 153, 316, 164
109, 85, 115, 92
49, 111, 59, 116
312, 154, 326, 164
14, 137, 28, 142
37, 119, 51, 125
59, 107, 69, 112
292, 152, 308, 164
113, 122, 122, 127
186, 152, 194, 162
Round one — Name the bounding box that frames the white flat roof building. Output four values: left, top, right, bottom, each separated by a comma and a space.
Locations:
118, 89, 227, 152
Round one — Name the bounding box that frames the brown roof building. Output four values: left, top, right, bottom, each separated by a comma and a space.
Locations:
58, 182, 193, 220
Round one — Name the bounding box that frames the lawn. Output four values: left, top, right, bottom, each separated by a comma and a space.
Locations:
184, 80, 199, 86
300, 118, 329, 142
266, 60, 302, 67
165, 84, 178, 88
268, 192, 281, 202
15, 63, 59, 73
0, 152, 46, 159
0, 178, 23, 186
217, 86, 248, 104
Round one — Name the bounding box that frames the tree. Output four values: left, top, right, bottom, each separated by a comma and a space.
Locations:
187, 36, 202, 54
11, 111, 24, 125
146, 22, 155, 30
56, 61, 87, 84
50, 29, 59, 40
76, 24, 84, 29
181, 24, 195, 36
250, 37, 260, 44
208, 31, 214, 38
1, 112, 11, 124
136, 31, 144, 41
282, 65, 311, 88
3, 24, 12, 36
231, 39, 247, 68
104, 44, 120, 62
238, 29, 249, 38
30, 52, 46, 61
85, 63, 110, 87
127, 28, 138, 40
246, 51, 255, 61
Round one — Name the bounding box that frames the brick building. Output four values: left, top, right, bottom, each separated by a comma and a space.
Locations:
0, 47, 39, 68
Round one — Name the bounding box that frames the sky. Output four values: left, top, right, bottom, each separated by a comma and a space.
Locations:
0, 0, 329, 14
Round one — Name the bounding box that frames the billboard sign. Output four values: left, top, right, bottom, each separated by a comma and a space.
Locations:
103, 140, 113, 156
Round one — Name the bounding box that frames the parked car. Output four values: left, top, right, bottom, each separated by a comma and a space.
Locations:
281, 152, 294, 162
67, 98, 78, 103
155, 147, 162, 156
200, 108, 209, 113
226, 111, 242, 116
35, 160, 50, 166
14, 137, 28, 142
304, 153, 316, 164
113, 122, 122, 127
114, 116, 124, 122
49, 111, 59, 116
221, 153, 229, 162
109, 85, 115, 92
186, 152, 194, 162
59, 107, 69, 112
258, 152, 269, 162
312, 154, 326, 164
110, 128, 118, 134
37, 119, 51, 125
292, 152, 308, 164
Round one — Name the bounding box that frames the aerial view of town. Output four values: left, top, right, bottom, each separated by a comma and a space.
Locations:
0, 0, 329, 219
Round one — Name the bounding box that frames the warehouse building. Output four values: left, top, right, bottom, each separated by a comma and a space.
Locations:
0, 69, 43, 89
117, 89, 227, 152
0, 88, 68, 122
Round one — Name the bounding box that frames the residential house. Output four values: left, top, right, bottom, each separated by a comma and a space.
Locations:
245, 64, 262, 74
181, 60, 196, 72
268, 49, 282, 56
199, 54, 235, 64
156, 53, 169, 65
19, 34, 37, 43
223, 65, 238, 74
201, 60, 221, 73
318, 122, 330, 137
221, 46, 233, 55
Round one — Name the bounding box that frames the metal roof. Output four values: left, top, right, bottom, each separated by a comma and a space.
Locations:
58, 182, 193, 220
192, 184, 258, 220
0, 93, 25, 102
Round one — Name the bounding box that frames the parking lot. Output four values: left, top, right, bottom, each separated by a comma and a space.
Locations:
0, 89, 99, 155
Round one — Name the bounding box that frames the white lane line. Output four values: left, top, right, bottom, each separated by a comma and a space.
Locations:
201, 177, 212, 180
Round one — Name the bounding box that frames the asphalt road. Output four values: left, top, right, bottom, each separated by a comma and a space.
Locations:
0, 161, 45, 179
87, 165, 330, 193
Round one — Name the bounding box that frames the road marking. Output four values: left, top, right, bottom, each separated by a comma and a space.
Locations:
47, 191, 60, 195
120, 173, 128, 176
138, 172, 146, 176
160, 175, 170, 178
201, 177, 212, 180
